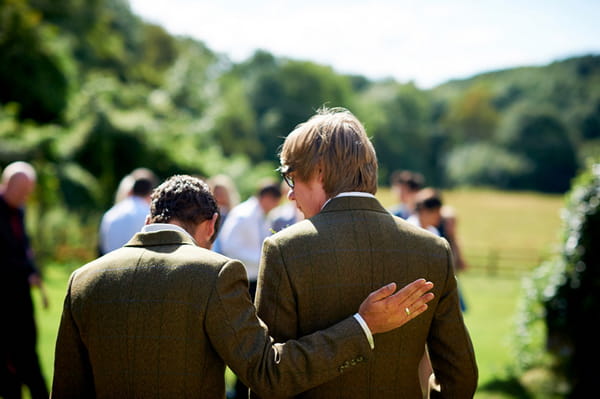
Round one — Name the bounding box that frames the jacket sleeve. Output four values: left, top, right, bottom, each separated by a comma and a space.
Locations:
428, 239, 478, 398
254, 236, 299, 343
51, 272, 95, 398
205, 258, 371, 398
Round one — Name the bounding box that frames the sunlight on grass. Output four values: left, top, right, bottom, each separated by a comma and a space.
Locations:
443, 189, 563, 253
377, 187, 563, 255
32, 264, 75, 387
460, 274, 522, 398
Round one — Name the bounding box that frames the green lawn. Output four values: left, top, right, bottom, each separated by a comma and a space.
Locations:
377, 187, 563, 254
31, 264, 75, 389
28, 188, 564, 398
460, 274, 526, 398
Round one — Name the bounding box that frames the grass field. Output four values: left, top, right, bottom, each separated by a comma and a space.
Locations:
377, 187, 564, 255
27, 188, 564, 398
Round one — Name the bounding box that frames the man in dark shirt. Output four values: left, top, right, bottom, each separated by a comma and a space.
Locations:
0, 161, 48, 399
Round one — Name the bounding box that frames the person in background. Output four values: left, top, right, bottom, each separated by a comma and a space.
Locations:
207, 174, 240, 253
254, 107, 477, 398
438, 205, 469, 284
113, 173, 135, 204
407, 187, 443, 236
410, 188, 469, 312
208, 174, 240, 224
0, 161, 49, 399
217, 179, 282, 296
389, 169, 425, 219
52, 174, 435, 398
269, 181, 304, 233
98, 168, 158, 255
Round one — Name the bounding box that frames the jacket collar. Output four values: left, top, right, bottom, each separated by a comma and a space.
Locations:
320, 195, 388, 215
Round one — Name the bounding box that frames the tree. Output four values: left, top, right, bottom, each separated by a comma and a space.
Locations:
444, 142, 529, 188
0, 0, 69, 122
356, 80, 434, 185
442, 84, 499, 144
131, 23, 178, 86
209, 74, 260, 159
497, 105, 579, 192
239, 52, 354, 162
163, 37, 219, 116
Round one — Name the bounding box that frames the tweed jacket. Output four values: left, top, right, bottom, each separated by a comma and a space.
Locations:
52, 229, 372, 398
254, 196, 478, 398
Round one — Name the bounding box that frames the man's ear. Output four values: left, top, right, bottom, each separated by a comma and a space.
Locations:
194, 212, 219, 249
206, 212, 218, 240
316, 162, 325, 183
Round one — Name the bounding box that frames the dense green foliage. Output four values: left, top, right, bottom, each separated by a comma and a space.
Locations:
0, 0, 598, 261
513, 161, 600, 397
543, 162, 599, 397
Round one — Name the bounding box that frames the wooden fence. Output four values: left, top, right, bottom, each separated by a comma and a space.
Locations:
462, 247, 553, 278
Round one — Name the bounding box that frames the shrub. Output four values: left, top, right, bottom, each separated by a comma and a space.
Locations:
513, 161, 600, 397
28, 204, 100, 267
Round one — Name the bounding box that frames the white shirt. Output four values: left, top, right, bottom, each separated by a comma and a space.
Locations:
216, 196, 270, 281
141, 223, 194, 240
407, 214, 440, 236
322, 191, 376, 210
99, 196, 150, 254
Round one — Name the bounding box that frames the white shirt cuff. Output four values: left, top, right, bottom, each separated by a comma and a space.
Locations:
353, 313, 374, 350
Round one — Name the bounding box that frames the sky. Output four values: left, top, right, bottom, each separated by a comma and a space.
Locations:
128, 0, 600, 89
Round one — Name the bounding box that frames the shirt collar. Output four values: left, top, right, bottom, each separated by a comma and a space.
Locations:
141, 223, 195, 241
322, 191, 376, 210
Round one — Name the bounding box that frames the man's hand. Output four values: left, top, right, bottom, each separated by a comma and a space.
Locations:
29, 273, 49, 309
359, 279, 434, 334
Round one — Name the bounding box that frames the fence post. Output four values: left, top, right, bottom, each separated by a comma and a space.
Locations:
488, 249, 498, 276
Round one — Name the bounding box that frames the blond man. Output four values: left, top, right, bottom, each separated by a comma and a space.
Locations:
253, 107, 478, 398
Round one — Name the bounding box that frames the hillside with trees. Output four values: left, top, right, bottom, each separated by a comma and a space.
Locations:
1, 0, 599, 260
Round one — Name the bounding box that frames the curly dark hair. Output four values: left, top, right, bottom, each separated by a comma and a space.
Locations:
149, 175, 219, 236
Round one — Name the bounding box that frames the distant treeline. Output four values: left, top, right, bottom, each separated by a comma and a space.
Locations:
1, 0, 599, 216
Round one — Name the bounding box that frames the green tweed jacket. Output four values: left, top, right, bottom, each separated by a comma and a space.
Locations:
254, 196, 478, 398
52, 229, 372, 398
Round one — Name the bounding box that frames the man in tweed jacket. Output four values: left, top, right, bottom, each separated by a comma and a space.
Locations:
254, 107, 478, 398
52, 174, 434, 398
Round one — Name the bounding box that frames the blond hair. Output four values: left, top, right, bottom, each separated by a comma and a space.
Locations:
279, 107, 378, 197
